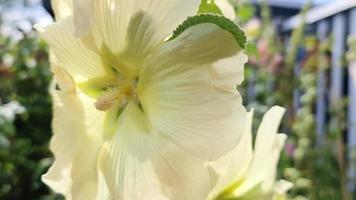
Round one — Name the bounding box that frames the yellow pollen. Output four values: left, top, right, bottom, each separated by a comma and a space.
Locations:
94, 82, 135, 111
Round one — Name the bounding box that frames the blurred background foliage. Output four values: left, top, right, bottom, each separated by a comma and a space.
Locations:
233, 0, 354, 200
0, 1, 60, 198
0, 29, 62, 199
0, 0, 355, 199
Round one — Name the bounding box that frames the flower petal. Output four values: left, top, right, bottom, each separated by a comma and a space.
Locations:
52, 0, 73, 19
153, 142, 212, 200
233, 106, 287, 197
36, 16, 110, 84
51, 65, 75, 92
73, 0, 95, 36
43, 89, 108, 199
274, 180, 293, 195
204, 107, 288, 199
253, 106, 286, 167
138, 23, 247, 160
206, 111, 254, 200
98, 102, 168, 200
92, 0, 200, 77
215, 0, 236, 20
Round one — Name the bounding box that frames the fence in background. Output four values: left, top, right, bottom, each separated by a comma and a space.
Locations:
283, 0, 356, 193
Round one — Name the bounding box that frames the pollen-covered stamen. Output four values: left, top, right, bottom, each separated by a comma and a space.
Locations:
94, 89, 126, 111
94, 81, 136, 111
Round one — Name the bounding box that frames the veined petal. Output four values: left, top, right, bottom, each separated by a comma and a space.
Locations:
233, 134, 287, 198
36, 16, 111, 84
98, 102, 168, 200
73, 0, 95, 36
254, 106, 286, 162
206, 111, 254, 200
138, 23, 247, 160
259, 134, 288, 192
51, 65, 75, 92
77, 93, 107, 137
232, 107, 287, 197
206, 107, 290, 200
52, 0, 73, 19
153, 142, 212, 200
93, 0, 200, 78
43, 89, 108, 199
210, 51, 246, 91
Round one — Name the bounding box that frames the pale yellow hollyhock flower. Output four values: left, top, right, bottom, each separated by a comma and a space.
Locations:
51, 0, 93, 36
39, 0, 248, 199
206, 106, 293, 200
51, 0, 72, 19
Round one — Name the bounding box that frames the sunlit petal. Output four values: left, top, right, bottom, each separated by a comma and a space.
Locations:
215, 0, 236, 20
138, 23, 247, 160
42, 88, 108, 199
153, 142, 212, 200
36, 16, 111, 83
52, 0, 73, 19
206, 111, 254, 199
98, 102, 168, 199
206, 106, 291, 200
233, 107, 287, 197
93, 0, 201, 78
73, 0, 95, 36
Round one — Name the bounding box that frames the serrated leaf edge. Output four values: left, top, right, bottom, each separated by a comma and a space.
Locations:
168, 14, 247, 49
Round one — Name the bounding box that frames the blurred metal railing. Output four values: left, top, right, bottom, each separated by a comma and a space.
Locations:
284, 1, 356, 193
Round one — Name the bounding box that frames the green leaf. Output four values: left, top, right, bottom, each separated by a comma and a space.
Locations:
169, 14, 247, 49
198, 0, 223, 15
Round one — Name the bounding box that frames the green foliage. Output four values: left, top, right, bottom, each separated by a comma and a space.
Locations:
310, 147, 343, 200
198, 0, 223, 15
169, 14, 247, 49
285, 2, 311, 67
347, 36, 356, 61
0, 1, 354, 200
237, 0, 353, 199
0, 32, 61, 199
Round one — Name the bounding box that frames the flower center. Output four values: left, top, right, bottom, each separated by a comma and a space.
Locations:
94, 79, 137, 112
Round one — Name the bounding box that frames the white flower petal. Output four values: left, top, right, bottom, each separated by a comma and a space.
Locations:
43, 89, 108, 199
52, 0, 73, 19
51, 65, 76, 92
205, 107, 289, 199
73, 0, 95, 36
254, 106, 286, 161
215, 0, 236, 20
138, 23, 247, 160
93, 0, 200, 77
153, 142, 211, 200
206, 111, 254, 200
232, 106, 287, 197
98, 102, 168, 200
210, 51, 247, 91
274, 180, 294, 195
37, 16, 109, 83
